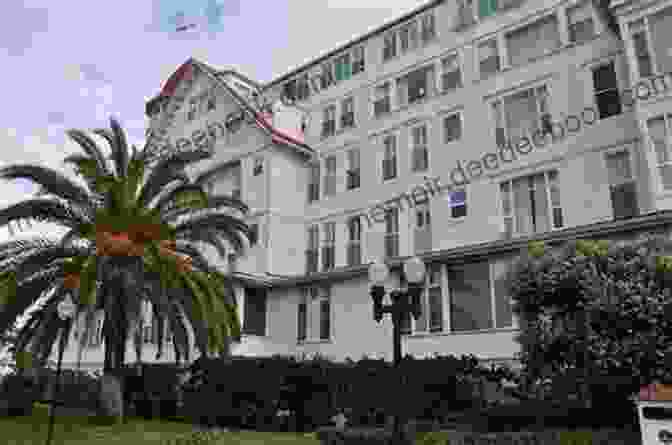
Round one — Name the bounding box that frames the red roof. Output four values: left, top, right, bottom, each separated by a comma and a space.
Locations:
160, 61, 193, 97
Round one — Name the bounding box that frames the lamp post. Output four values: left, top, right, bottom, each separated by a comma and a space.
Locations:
368, 257, 425, 445
45, 293, 76, 445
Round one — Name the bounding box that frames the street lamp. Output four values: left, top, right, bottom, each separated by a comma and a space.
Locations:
368, 257, 426, 445
45, 293, 76, 445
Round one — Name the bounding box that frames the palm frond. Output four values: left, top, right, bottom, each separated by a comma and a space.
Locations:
0, 199, 90, 230
65, 129, 109, 174
0, 165, 93, 209
109, 117, 130, 178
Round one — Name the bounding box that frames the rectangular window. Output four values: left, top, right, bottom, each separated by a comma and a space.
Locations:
321, 62, 335, 90
322, 105, 336, 138
335, 53, 352, 82
243, 288, 267, 336
441, 53, 462, 92
351, 47, 365, 76
499, 170, 563, 238
382, 135, 397, 181
324, 155, 337, 197
400, 22, 419, 53
384, 207, 399, 259
421, 13, 436, 44
253, 157, 263, 176
306, 225, 319, 273
411, 124, 429, 172
567, 1, 595, 44
319, 291, 331, 340
206, 93, 217, 111
383, 32, 397, 61
506, 14, 560, 67
592, 61, 622, 119
492, 259, 514, 328
605, 150, 638, 219
443, 113, 462, 143
629, 19, 654, 79
297, 293, 307, 341
448, 188, 467, 218
406, 263, 442, 333
347, 216, 362, 266
298, 287, 331, 341
296, 74, 310, 101
397, 65, 435, 107
492, 84, 549, 144
479, 39, 500, 78
308, 163, 320, 203
346, 148, 361, 190
248, 223, 259, 246
231, 164, 242, 201
187, 99, 197, 121
647, 114, 672, 190
649, 6, 672, 76
374, 82, 392, 117
448, 261, 493, 331
322, 222, 335, 271
283, 80, 298, 102
414, 203, 432, 254
341, 97, 355, 129
479, 0, 498, 19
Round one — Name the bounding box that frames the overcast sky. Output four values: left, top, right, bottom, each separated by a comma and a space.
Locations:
0, 0, 428, 239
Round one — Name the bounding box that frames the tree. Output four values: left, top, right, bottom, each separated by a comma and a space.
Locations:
0, 117, 250, 422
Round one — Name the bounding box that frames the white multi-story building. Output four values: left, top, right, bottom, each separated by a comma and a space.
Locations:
57, 0, 672, 371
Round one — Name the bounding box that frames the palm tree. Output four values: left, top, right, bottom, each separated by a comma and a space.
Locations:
0, 117, 250, 421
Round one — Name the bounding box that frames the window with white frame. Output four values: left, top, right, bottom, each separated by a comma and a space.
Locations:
404, 263, 443, 334
383, 32, 397, 61
400, 21, 419, 54
441, 53, 462, 92
321, 61, 335, 89
566, 1, 595, 44
322, 222, 335, 271
306, 225, 319, 273
411, 124, 429, 172
421, 13, 436, 44
478, 39, 501, 78
627, 6, 672, 79
605, 150, 638, 219
335, 53, 352, 83
283, 79, 297, 103
382, 134, 397, 181
296, 73, 310, 101
346, 148, 360, 190
499, 170, 563, 238
447, 188, 467, 218
324, 155, 337, 197
647, 114, 672, 191
347, 216, 362, 266
352, 46, 366, 75
506, 14, 560, 67
492, 84, 549, 145
448, 261, 493, 331
414, 202, 432, 254
374, 82, 392, 117
397, 64, 436, 107
341, 97, 355, 129
243, 288, 267, 336
322, 105, 336, 138
308, 163, 320, 203
384, 207, 399, 259
298, 286, 331, 342
592, 61, 622, 119
443, 113, 462, 143
187, 99, 197, 121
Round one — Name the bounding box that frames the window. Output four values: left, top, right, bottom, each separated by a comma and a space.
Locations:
443, 113, 462, 143
308, 163, 320, 203
648, 6, 672, 75
341, 97, 355, 129
414, 203, 432, 254
322, 222, 335, 271
335, 53, 352, 83
384, 207, 399, 259
225, 111, 243, 134
347, 216, 362, 266
421, 13, 436, 44
374, 82, 391, 117
298, 287, 331, 342
397, 65, 435, 107
478, 39, 500, 78
187, 99, 197, 121
346, 148, 360, 190
297, 74, 310, 101
400, 22, 419, 54
479, 0, 498, 19
592, 62, 622, 119
248, 223, 259, 246
324, 155, 337, 197
448, 261, 493, 331
352, 46, 365, 75
411, 124, 429, 172
89, 316, 103, 346
647, 114, 672, 191
253, 157, 263, 176
382, 135, 397, 181
492, 85, 549, 144
229, 164, 242, 200
409, 263, 443, 333
567, 1, 595, 44
605, 150, 638, 219
306, 225, 319, 273
499, 170, 563, 238
322, 105, 336, 138
447, 188, 467, 218
383, 32, 397, 61
441, 53, 462, 92
206, 93, 217, 111
243, 288, 267, 336
321, 62, 335, 89
506, 15, 560, 67
629, 19, 654, 79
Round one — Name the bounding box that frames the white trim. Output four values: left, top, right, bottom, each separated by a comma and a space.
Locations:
439, 50, 463, 93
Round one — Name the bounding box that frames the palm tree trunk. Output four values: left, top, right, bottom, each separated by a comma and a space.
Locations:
99, 287, 128, 423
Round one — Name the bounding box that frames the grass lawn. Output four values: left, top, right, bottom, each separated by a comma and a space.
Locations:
0, 403, 321, 445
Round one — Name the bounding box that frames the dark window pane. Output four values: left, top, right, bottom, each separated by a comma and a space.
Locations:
448, 262, 493, 332
320, 299, 330, 340
243, 288, 267, 336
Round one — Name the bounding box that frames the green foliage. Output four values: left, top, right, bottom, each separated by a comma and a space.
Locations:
509, 234, 672, 405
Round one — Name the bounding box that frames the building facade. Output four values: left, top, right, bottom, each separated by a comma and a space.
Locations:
57, 0, 672, 371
